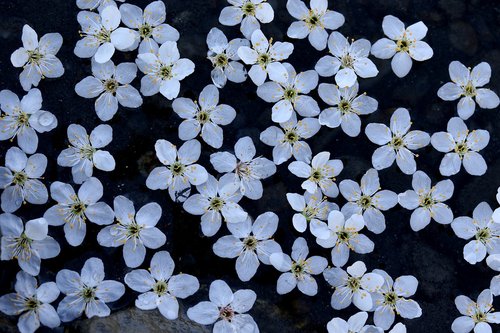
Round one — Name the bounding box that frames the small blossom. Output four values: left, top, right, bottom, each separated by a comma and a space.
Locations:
206, 27, 249, 88
183, 174, 248, 237
260, 113, 320, 165
398, 170, 454, 231
287, 188, 338, 236
365, 107, 430, 175
57, 124, 116, 184
187, 279, 259, 332
451, 202, 500, 265
316, 32, 378, 87
75, 7, 136, 63
219, 0, 274, 39
97, 196, 166, 268
136, 41, 195, 99
324, 261, 384, 311
10, 25, 64, 91
125, 251, 199, 320
437, 61, 499, 120
172, 84, 236, 148
451, 289, 499, 333
210, 136, 276, 200
286, 0, 345, 51
0, 88, 57, 154
318, 82, 378, 137
288, 151, 343, 198
0, 271, 60, 333
213, 212, 282, 281
270, 237, 328, 296
44, 177, 114, 246
430, 117, 489, 176
339, 168, 398, 234
0, 147, 48, 213
75, 59, 142, 121
316, 211, 374, 267
371, 15, 433, 78
56, 257, 125, 321
237, 29, 293, 86
0, 214, 60, 276
119, 1, 180, 53
146, 139, 208, 203
371, 269, 422, 330
327, 311, 368, 333
257, 63, 319, 123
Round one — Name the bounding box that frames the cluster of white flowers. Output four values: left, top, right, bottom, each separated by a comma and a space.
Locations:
0, 0, 499, 332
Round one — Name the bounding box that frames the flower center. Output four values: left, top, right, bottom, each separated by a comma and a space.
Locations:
24, 297, 40, 310
302, 206, 318, 221
463, 82, 476, 97
242, 2, 255, 16
475, 228, 490, 243
284, 129, 299, 143
420, 195, 434, 208
219, 306, 235, 321
209, 197, 225, 211
306, 11, 321, 27
291, 261, 305, 277
139, 24, 153, 38
358, 195, 372, 209
341, 54, 354, 69
337, 230, 350, 243
235, 162, 252, 178
284, 88, 297, 102
12, 233, 33, 260
13, 171, 28, 186
104, 79, 118, 93
27, 50, 43, 65
473, 311, 487, 323
79, 145, 96, 159
454, 142, 468, 157
257, 53, 271, 67
170, 161, 185, 176
310, 169, 322, 182
16, 111, 30, 126
126, 222, 142, 238
214, 54, 228, 68
396, 38, 412, 52
390, 136, 404, 149
71, 201, 87, 216
81, 286, 96, 302
96, 28, 111, 43
339, 100, 352, 114
243, 236, 257, 250
347, 277, 361, 291
159, 65, 173, 79
384, 291, 398, 307
153, 280, 168, 296
196, 111, 210, 124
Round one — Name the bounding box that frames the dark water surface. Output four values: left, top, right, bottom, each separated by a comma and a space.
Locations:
0, 0, 499, 332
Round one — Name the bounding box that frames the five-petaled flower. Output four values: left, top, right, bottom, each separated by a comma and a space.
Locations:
451, 289, 500, 333
219, 0, 274, 39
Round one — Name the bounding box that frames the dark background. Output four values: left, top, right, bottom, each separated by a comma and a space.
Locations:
0, 0, 499, 332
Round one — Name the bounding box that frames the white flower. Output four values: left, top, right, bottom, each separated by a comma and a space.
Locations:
327, 311, 368, 333
0, 271, 60, 333
75, 59, 142, 121
119, 1, 179, 53
0, 214, 59, 276
451, 289, 500, 333
183, 174, 248, 237
219, 0, 274, 39
318, 82, 378, 137
316, 211, 374, 267
257, 63, 319, 123
451, 202, 500, 265
269, 237, 328, 296
210, 136, 276, 200
213, 212, 282, 281
370, 269, 422, 330
398, 170, 454, 231
44, 177, 114, 246
97, 196, 166, 268
371, 15, 433, 78
76, 0, 125, 12
260, 113, 320, 165
56, 257, 125, 321
10, 25, 64, 91
365, 107, 430, 175
286, 0, 345, 51
124, 251, 199, 319
146, 139, 208, 203
57, 124, 116, 184
324, 261, 384, 311
136, 41, 195, 99
316, 32, 378, 87
187, 279, 259, 332
206, 27, 249, 88
172, 84, 236, 148
430, 117, 489, 176
0, 147, 48, 213
437, 61, 499, 120
237, 29, 293, 86
0, 88, 57, 154
75, 7, 136, 63
288, 151, 343, 198
339, 168, 398, 234
286, 188, 338, 236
